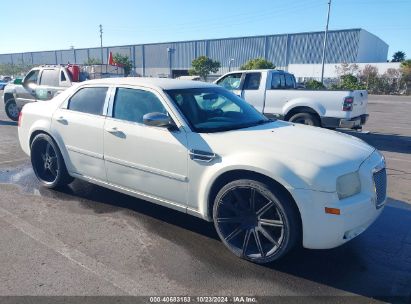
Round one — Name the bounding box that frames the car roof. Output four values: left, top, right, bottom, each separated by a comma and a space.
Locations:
82, 77, 219, 90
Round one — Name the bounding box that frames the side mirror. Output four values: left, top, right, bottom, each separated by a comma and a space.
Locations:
143, 112, 174, 128
13, 78, 22, 85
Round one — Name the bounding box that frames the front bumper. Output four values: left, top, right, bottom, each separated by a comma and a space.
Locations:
321, 114, 369, 129
291, 150, 386, 249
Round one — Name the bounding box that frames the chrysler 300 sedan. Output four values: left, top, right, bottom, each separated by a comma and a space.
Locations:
18, 78, 387, 263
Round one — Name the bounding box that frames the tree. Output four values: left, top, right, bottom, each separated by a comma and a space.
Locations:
84, 57, 102, 65
113, 53, 133, 76
332, 74, 365, 90
392, 51, 406, 62
305, 79, 325, 90
335, 63, 360, 77
400, 59, 411, 94
240, 58, 275, 70
189, 56, 221, 81
359, 64, 378, 89
0, 63, 33, 77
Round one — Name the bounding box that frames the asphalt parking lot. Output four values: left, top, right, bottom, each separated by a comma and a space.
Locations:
0, 93, 410, 303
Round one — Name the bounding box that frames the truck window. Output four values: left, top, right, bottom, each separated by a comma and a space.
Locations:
285, 74, 296, 89
271, 74, 281, 89
61, 71, 66, 82
216, 73, 242, 90
40, 69, 59, 87
24, 70, 40, 85
243, 73, 261, 90
271, 73, 286, 89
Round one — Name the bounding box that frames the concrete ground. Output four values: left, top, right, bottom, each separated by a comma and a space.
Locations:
0, 93, 410, 303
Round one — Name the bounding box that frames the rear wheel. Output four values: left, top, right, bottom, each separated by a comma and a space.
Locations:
30, 134, 73, 188
213, 179, 300, 263
5, 98, 19, 121
289, 112, 320, 127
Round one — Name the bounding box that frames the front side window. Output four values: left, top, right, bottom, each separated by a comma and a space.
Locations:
166, 87, 269, 133
113, 88, 167, 124
68, 87, 108, 115
216, 73, 242, 90
243, 73, 261, 90
40, 69, 59, 87
24, 70, 40, 85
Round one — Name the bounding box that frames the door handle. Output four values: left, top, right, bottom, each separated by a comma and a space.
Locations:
56, 116, 67, 124
106, 127, 121, 134
106, 127, 125, 137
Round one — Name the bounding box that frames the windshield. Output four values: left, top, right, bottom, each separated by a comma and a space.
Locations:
166, 87, 270, 133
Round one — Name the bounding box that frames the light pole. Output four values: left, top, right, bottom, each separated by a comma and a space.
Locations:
228, 58, 235, 72
167, 48, 174, 78
320, 0, 331, 84
99, 24, 103, 64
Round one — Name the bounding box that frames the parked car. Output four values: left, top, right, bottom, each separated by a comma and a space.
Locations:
3, 64, 123, 121
1, 76, 12, 83
18, 78, 386, 264
3, 65, 79, 121
0, 80, 8, 90
215, 69, 369, 129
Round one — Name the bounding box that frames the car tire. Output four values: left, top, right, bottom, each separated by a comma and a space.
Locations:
213, 179, 300, 264
5, 98, 19, 121
289, 112, 320, 127
30, 133, 74, 189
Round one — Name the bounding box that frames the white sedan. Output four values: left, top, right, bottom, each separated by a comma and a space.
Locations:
18, 78, 387, 263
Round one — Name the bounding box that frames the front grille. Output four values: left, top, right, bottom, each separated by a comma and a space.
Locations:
373, 168, 387, 208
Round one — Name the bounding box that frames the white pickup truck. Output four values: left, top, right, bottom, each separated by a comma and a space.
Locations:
215, 69, 369, 129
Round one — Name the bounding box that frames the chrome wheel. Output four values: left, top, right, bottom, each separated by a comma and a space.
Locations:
214, 182, 290, 263
32, 140, 59, 184
5, 99, 19, 121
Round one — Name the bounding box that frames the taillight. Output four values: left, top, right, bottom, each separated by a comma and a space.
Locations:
343, 97, 354, 111
18, 111, 23, 127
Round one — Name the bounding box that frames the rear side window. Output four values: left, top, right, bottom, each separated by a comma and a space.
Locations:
285, 74, 296, 89
271, 74, 286, 89
243, 73, 261, 90
113, 88, 167, 124
68, 87, 108, 115
40, 69, 59, 87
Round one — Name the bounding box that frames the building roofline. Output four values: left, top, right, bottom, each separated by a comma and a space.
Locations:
0, 28, 366, 56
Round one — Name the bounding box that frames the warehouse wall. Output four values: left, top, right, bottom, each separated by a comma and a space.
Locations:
0, 29, 388, 77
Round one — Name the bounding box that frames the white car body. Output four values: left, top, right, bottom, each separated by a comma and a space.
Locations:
18, 78, 386, 252
215, 69, 369, 129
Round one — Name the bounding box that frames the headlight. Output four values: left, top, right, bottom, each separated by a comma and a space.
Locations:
337, 172, 361, 199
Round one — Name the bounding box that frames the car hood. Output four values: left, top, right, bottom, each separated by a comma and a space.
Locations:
200, 120, 375, 191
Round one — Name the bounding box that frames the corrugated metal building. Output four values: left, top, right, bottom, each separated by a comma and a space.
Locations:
0, 28, 388, 77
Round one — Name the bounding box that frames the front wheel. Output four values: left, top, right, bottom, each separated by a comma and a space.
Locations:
213, 179, 300, 264
5, 98, 19, 121
30, 134, 74, 188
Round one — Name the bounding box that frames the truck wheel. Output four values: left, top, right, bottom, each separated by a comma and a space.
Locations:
30, 133, 74, 189
289, 112, 320, 127
5, 98, 19, 121
213, 179, 300, 264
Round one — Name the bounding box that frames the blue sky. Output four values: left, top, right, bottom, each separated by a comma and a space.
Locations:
1, 0, 410, 60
